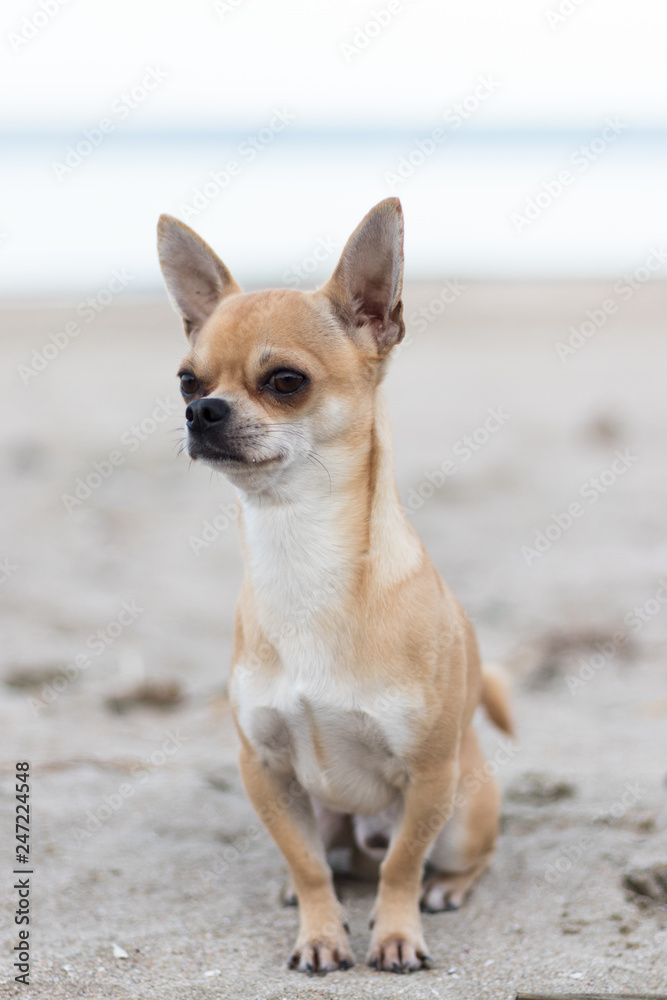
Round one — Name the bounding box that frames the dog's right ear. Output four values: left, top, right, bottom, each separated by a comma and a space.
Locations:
320, 198, 405, 358
157, 215, 241, 341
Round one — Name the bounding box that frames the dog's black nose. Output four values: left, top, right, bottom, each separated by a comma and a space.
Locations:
185, 397, 231, 432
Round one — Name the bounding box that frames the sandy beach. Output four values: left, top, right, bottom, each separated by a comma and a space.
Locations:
1, 280, 666, 999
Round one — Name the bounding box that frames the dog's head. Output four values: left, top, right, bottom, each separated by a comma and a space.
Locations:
157, 199, 405, 492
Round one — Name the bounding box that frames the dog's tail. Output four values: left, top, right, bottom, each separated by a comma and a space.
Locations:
480, 663, 515, 738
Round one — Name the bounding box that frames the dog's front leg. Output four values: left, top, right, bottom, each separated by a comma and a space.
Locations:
368, 761, 459, 972
238, 743, 354, 973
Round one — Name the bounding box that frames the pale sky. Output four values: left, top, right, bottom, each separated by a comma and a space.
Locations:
3, 0, 667, 132
3, 0, 666, 293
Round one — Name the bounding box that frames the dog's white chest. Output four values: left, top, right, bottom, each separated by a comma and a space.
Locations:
232, 467, 423, 815
240, 487, 355, 637
233, 653, 417, 816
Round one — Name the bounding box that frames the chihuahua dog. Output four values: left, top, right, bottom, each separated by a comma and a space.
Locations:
157, 199, 513, 974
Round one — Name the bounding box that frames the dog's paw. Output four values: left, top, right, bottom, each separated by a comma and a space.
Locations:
420, 881, 461, 912
420, 872, 474, 912
366, 934, 432, 973
288, 933, 354, 974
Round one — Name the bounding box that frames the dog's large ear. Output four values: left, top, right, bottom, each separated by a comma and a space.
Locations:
157, 215, 241, 341
321, 198, 405, 357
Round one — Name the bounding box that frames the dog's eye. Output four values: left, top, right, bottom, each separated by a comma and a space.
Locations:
180, 373, 199, 396
268, 371, 305, 395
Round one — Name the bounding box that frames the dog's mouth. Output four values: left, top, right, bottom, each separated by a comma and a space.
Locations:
187, 439, 284, 469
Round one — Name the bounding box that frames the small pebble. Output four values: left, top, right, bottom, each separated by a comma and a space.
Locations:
204, 969, 221, 977
112, 943, 129, 959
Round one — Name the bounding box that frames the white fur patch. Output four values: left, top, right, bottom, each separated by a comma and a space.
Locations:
234, 660, 417, 816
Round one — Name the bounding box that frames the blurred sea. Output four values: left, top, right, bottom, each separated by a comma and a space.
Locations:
1, 128, 666, 297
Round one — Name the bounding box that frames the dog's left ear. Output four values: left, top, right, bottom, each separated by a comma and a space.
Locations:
157, 214, 241, 341
321, 198, 405, 357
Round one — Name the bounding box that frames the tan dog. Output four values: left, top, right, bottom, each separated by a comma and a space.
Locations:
157, 199, 514, 974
